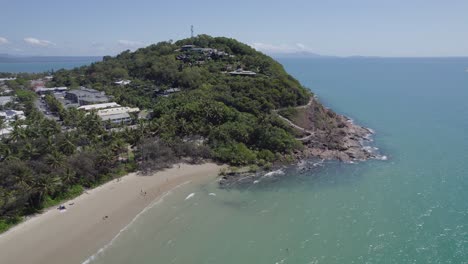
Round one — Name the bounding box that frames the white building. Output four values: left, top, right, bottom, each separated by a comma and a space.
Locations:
77, 102, 121, 111
229, 69, 257, 76
0, 110, 25, 122
97, 107, 140, 125
100, 112, 132, 124
0, 96, 13, 107
0, 77, 16, 82
0, 127, 13, 138
97, 107, 139, 116
114, 80, 131, 86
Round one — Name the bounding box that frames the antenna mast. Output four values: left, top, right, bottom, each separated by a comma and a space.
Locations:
191, 25, 194, 38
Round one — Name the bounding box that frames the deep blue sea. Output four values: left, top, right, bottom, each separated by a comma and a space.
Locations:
0, 57, 100, 73
6, 58, 468, 264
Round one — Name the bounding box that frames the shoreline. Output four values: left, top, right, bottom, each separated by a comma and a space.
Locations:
0, 162, 224, 264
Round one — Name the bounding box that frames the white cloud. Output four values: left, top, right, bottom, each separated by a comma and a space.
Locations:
24, 37, 56, 47
250, 42, 313, 54
0, 37, 8, 45
117, 39, 144, 49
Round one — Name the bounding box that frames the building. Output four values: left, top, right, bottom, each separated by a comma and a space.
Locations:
0, 77, 16, 82
97, 107, 139, 116
0, 127, 13, 138
99, 112, 132, 125
0, 110, 25, 122
155, 88, 181, 97
65, 87, 110, 106
35, 87, 68, 95
0, 96, 13, 107
181, 45, 196, 51
114, 80, 131, 86
77, 102, 121, 111
229, 69, 257, 76
97, 107, 139, 125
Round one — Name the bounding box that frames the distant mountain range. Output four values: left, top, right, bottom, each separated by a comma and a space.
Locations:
0, 54, 102, 63
269, 51, 332, 59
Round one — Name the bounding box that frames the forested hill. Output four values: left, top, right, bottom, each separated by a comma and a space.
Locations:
0, 36, 375, 229
50, 35, 312, 164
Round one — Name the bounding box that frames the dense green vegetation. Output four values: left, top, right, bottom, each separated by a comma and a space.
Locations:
50, 35, 311, 161
0, 35, 313, 230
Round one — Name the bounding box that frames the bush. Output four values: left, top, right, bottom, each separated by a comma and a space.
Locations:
214, 143, 257, 165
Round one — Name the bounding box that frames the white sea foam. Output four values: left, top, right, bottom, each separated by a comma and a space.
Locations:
253, 180, 260, 184
377, 155, 388, 161
185, 193, 195, 200
263, 169, 285, 178
208, 193, 216, 196
81, 181, 191, 264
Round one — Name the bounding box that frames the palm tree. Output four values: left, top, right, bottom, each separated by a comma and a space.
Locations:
30, 174, 61, 208
22, 142, 39, 160
58, 133, 76, 155
9, 123, 26, 142
60, 168, 76, 188
46, 150, 65, 170
0, 118, 6, 131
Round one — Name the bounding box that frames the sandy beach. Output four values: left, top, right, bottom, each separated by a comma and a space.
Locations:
0, 163, 224, 264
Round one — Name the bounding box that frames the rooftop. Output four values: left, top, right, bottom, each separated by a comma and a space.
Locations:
99, 112, 131, 123
229, 69, 257, 76
35, 87, 68, 93
77, 102, 121, 111
66, 87, 110, 105
97, 107, 140, 116
0, 96, 13, 106
114, 80, 131, 85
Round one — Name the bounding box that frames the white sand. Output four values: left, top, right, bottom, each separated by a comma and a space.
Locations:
0, 163, 223, 264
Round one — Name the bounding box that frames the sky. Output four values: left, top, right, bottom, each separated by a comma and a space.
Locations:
1, 0, 468, 57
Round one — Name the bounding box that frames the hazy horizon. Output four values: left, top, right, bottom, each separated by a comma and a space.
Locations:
2, 0, 468, 57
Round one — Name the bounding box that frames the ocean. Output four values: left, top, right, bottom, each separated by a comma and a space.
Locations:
0, 57, 101, 73
8, 58, 468, 263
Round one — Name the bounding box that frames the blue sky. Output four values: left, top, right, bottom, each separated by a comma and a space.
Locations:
1, 0, 468, 57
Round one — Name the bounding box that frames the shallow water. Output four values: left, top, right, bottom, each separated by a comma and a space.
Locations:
87, 58, 468, 264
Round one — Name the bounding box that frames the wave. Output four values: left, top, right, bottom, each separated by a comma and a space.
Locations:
184, 193, 195, 200
263, 169, 285, 178
82, 181, 192, 264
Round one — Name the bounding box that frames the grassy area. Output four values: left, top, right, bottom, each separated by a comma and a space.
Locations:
0, 216, 22, 233
42, 185, 84, 208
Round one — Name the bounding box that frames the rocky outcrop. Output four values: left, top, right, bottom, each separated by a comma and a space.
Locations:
297, 115, 375, 162
280, 98, 377, 162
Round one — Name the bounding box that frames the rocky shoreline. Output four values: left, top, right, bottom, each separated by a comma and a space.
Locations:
219, 98, 383, 188
296, 115, 376, 162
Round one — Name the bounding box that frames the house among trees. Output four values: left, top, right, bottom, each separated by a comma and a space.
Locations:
228, 69, 257, 76
0, 96, 13, 107
77, 102, 121, 111
65, 87, 110, 106
97, 107, 139, 125
35, 86, 68, 95
155, 88, 181, 97
0, 109, 25, 122
114, 80, 131, 86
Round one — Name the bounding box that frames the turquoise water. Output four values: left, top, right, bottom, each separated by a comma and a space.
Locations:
0, 59, 99, 73
87, 58, 468, 264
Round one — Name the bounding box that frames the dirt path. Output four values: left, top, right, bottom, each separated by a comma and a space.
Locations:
274, 98, 317, 142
